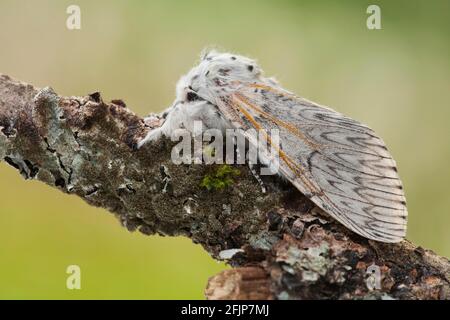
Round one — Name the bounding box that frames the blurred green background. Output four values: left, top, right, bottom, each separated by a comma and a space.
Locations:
0, 0, 449, 299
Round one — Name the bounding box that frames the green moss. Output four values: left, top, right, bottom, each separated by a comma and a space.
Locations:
200, 165, 240, 191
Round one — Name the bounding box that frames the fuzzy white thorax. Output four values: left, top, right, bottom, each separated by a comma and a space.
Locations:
138, 50, 271, 147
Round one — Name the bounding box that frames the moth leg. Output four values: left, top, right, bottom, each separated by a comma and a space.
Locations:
137, 103, 187, 149
137, 128, 164, 149
248, 164, 267, 194
234, 135, 267, 194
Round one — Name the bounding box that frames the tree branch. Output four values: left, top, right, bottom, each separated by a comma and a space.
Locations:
0, 74, 448, 300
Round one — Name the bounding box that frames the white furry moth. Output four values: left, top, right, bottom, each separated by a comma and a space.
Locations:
139, 50, 408, 243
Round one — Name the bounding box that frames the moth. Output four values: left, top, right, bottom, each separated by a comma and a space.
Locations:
139, 50, 408, 243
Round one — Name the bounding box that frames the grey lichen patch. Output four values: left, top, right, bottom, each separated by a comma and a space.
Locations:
3, 153, 39, 180
277, 243, 332, 281
33, 87, 62, 143
277, 291, 291, 300
222, 204, 232, 215
360, 292, 396, 300
249, 231, 280, 251
28, 88, 87, 192
159, 165, 172, 193
183, 197, 198, 216
0, 130, 8, 159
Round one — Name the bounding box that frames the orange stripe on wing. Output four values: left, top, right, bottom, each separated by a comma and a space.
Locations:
234, 93, 322, 150
230, 96, 320, 195
231, 91, 349, 223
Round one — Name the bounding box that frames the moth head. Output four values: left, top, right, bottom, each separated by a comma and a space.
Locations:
174, 50, 264, 104
175, 72, 206, 104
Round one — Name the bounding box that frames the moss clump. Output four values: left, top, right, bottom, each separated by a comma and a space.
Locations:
200, 165, 241, 191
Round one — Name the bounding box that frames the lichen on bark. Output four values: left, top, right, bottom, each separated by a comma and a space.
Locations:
0, 74, 448, 300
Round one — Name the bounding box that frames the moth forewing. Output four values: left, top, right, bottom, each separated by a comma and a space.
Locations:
213, 82, 407, 243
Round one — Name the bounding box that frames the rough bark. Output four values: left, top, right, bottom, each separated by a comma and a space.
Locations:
0, 74, 448, 300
